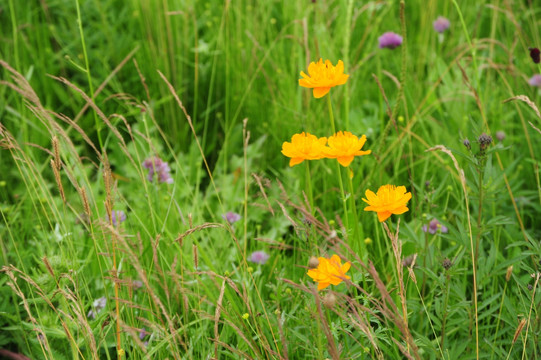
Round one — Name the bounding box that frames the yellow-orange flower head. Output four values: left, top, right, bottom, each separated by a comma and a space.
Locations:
299, 59, 349, 98
362, 185, 412, 222
281, 132, 327, 167
307, 254, 351, 291
324, 131, 371, 167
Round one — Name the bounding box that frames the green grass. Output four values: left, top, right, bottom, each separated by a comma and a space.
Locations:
1, 0, 541, 359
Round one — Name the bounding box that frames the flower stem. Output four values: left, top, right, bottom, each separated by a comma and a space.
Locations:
326, 94, 349, 238
327, 93, 336, 133
347, 169, 363, 254
306, 161, 314, 215
306, 161, 317, 253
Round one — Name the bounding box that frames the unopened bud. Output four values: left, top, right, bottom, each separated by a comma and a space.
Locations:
442, 258, 453, 270
463, 139, 471, 150
308, 256, 319, 269
322, 293, 337, 309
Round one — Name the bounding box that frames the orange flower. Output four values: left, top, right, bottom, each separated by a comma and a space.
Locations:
324, 131, 371, 167
281, 132, 327, 167
362, 185, 412, 222
299, 59, 349, 98
307, 254, 351, 291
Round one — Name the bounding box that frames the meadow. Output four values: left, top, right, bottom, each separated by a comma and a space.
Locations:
1, 0, 541, 359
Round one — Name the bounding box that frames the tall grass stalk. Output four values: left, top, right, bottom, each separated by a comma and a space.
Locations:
75, 0, 103, 150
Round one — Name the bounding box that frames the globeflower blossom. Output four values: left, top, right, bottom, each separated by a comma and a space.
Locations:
378, 32, 403, 49
362, 185, 412, 222
143, 156, 173, 184
422, 218, 448, 234
299, 59, 349, 98
307, 254, 351, 291
222, 211, 241, 224
323, 131, 371, 167
433, 16, 450, 33
249, 250, 270, 264
529, 74, 541, 87
281, 132, 327, 166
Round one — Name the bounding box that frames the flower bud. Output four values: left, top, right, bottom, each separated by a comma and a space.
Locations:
442, 258, 453, 270
308, 256, 320, 269
322, 293, 337, 309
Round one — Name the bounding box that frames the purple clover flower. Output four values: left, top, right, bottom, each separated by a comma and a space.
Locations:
142, 156, 173, 184
111, 210, 126, 226
87, 296, 106, 319
529, 74, 541, 87
433, 16, 450, 33
249, 250, 270, 265
422, 218, 448, 235
139, 328, 147, 340
222, 212, 241, 224
378, 32, 403, 49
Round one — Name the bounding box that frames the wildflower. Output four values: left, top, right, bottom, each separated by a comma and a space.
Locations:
307, 254, 351, 291
478, 133, 493, 152
249, 250, 270, 265
402, 254, 416, 268
433, 16, 450, 33
422, 218, 448, 234
463, 138, 471, 150
362, 185, 412, 222
495, 131, 505, 142
222, 211, 241, 224
281, 132, 327, 166
299, 59, 349, 98
242, 313, 250, 320
324, 131, 371, 167
142, 156, 173, 184
529, 47, 540, 64
442, 258, 453, 270
87, 296, 106, 319
364, 237, 373, 245
139, 328, 147, 341
378, 32, 403, 49
529, 74, 541, 87
110, 210, 126, 226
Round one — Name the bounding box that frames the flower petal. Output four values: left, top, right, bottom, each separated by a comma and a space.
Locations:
313, 87, 331, 98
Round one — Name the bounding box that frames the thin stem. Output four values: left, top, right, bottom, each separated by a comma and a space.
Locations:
343, 0, 354, 131
326, 95, 349, 238
490, 281, 508, 360
347, 170, 362, 253
75, 0, 103, 150
452, 0, 479, 88
474, 162, 484, 263
440, 271, 451, 351
411, 270, 446, 360
306, 161, 317, 253
306, 161, 314, 215
327, 93, 337, 133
